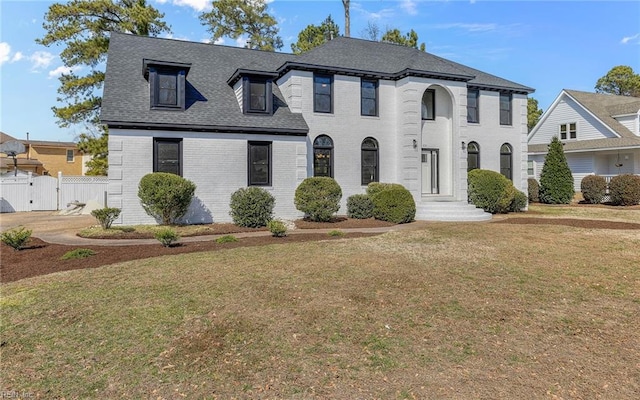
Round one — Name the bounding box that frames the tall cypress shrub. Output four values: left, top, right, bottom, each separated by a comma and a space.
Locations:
539, 137, 574, 204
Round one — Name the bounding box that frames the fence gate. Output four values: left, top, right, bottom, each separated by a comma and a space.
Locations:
30, 175, 58, 210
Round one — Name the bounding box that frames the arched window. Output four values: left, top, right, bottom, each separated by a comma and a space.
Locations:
421, 89, 435, 120
361, 137, 379, 185
467, 141, 479, 172
500, 143, 512, 180
313, 135, 333, 177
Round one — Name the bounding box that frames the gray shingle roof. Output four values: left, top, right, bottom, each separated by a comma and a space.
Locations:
101, 33, 534, 132
528, 90, 640, 153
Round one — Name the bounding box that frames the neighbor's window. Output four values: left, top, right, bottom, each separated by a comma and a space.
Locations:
66, 149, 74, 162
467, 89, 479, 123
421, 89, 435, 120
500, 143, 513, 180
467, 141, 479, 172
248, 141, 272, 186
560, 123, 577, 140
361, 137, 379, 185
314, 74, 333, 113
528, 160, 535, 176
499, 92, 512, 125
313, 135, 333, 177
361, 79, 378, 116
153, 138, 182, 176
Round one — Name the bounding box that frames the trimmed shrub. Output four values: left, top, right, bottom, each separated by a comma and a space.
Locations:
510, 190, 528, 212
61, 248, 96, 260
527, 178, 540, 203
366, 182, 406, 198
371, 187, 416, 224
90, 207, 121, 229
608, 174, 640, 206
138, 172, 196, 225
1, 226, 32, 251
216, 235, 238, 243
155, 227, 179, 247
294, 177, 342, 222
229, 187, 275, 227
580, 175, 607, 204
267, 220, 287, 237
347, 194, 374, 219
539, 137, 574, 204
468, 169, 515, 214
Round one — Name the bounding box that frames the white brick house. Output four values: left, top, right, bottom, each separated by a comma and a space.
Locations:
101, 33, 533, 225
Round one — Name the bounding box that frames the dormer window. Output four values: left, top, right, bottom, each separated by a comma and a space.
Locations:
143, 59, 191, 111
244, 77, 273, 114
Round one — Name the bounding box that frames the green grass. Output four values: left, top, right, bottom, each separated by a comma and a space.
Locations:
60, 248, 96, 260
2, 214, 639, 398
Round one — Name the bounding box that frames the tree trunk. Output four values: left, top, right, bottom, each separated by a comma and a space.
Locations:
342, 0, 350, 37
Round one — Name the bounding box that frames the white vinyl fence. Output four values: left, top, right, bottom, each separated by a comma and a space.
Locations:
0, 172, 108, 213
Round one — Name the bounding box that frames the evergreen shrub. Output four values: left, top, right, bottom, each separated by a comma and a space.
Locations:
346, 194, 374, 219
527, 178, 540, 203
510, 190, 528, 212
138, 173, 196, 225
1, 226, 32, 251
294, 177, 342, 222
580, 175, 607, 204
539, 137, 574, 204
468, 169, 515, 214
91, 207, 121, 229
371, 187, 416, 224
229, 187, 275, 227
608, 174, 640, 206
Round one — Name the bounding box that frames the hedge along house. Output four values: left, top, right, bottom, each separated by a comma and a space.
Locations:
101, 33, 533, 225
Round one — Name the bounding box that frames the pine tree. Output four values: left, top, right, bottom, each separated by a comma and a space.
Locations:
291, 15, 340, 54
539, 136, 574, 204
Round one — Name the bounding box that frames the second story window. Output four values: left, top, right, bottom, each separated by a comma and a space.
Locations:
243, 77, 272, 114
361, 79, 378, 116
421, 89, 435, 120
467, 89, 479, 123
314, 74, 333, 113
560, 123, 577, 140
500, 92, 512, 125
66, 149, 74, 162
144, 59, 191, 111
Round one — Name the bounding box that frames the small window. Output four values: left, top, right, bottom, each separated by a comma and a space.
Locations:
361, 79, 378, 116
500, 143, 513, 180
500, 93, 512, 125
314, 74, 333, 113
153, 138, 182, 176
248, 141, 271, 186
313, 135, 333, 177
66, 149, 74, 162
421, 89, 435, 120
149, 68, 186, 110
243, 77, 272, 114
560, 123, 577, 140
467, 89, 479, 123
527, 160, 535, 176
467, 141, 479, 172
361, 137, 379, 185
560, 124, 567, 140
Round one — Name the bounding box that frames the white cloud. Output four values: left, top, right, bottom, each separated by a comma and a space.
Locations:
621, 33, 640, 44
214, 37, 225, 45
11, 51, 24, 62
236, 36, 248, 48
30, 51, 55, 71
170, 0, 211, 12
352, 2, 395, 21
48, 65, 73, 79
433, 23, 498, 33
0, 42, 10, 65
400, 0, 418, 16
163, 33, 191, 41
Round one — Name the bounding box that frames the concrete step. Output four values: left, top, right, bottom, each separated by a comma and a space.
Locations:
415, 201, 492, 222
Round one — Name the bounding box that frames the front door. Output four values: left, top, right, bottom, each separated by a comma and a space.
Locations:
421, 149, 439, 195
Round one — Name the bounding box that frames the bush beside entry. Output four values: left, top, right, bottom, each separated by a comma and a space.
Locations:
371, 187, 416, 224
468, 169, 516, 214
229, 187, 275, 228
347, 194, 374, 219
294, 177, 342, 222
138, 173, 196, 225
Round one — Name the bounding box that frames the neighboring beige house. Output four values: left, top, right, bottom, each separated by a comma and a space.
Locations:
528, 90, 640, 190
1, 132, 85, 176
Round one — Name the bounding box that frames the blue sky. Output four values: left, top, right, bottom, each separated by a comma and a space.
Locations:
1, 0, 639, 142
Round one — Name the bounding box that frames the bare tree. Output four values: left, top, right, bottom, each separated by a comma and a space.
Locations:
342, 0, 350, 37
360, 21, 380, 41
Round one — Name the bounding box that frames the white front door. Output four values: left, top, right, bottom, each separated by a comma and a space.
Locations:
421, 149, 439, 195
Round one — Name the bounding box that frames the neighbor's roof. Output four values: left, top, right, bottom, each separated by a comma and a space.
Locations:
1, 131, 76, 148
101, 33, 534, 132
528, 89, 640, 153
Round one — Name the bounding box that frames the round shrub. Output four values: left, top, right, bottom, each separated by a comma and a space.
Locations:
510, 190, 528, 212
468, 169, 515, 214
138, 173, 196, 225
608, 174, 640, 206
294, 177, 342, 222
347, 194, 374, 219
366, 182, 406, 198
371, 187, 416, 224
229, 187, 275, 227
580, 175, 607, 204
527, 178, 540, 203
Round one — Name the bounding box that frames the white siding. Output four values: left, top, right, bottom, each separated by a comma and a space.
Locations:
614, 114, 639, 136
108, 129, 306, 225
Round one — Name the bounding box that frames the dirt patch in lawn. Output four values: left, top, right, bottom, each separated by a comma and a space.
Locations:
494, 217, 640, 230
